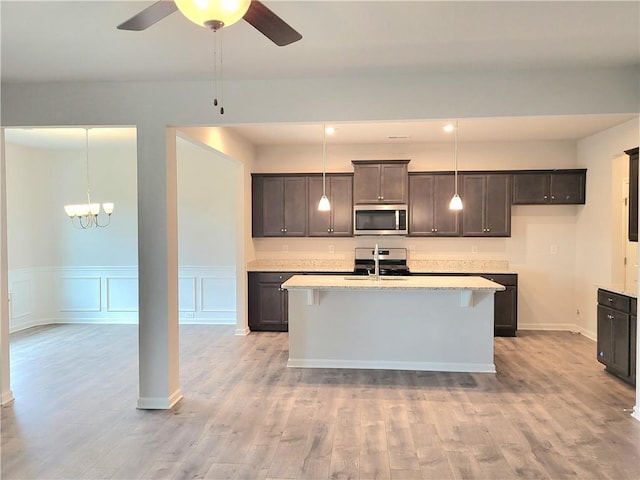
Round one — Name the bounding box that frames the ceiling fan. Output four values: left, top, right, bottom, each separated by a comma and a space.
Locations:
117, 0, 302, 47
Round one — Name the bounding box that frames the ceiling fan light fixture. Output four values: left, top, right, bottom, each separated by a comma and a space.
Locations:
175, 0, 251, 30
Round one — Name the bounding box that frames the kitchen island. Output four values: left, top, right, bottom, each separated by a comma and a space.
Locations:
281, 275, 505, 373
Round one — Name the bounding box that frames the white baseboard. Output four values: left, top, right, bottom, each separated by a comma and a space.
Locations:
518, 322, 596, 341
287, 358, 496, 373
137, 388, 183, 410
235, 326, 250, 336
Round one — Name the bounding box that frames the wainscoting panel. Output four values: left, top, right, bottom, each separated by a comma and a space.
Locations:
59, 277, 102, 312
8, 266, 237, 331
106, 277, 139, 312
10, 279, 31, 319
179, 277, 196, 312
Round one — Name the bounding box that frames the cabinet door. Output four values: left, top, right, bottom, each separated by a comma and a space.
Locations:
610, 310, 630, 377
630, 315, 637, 382
283, 177, 307, 236
307, 176, 331, 236
461, 175, 486, 236
380, 163, 408, 203
248, 272, 294, 332
597, 305, 613, 366
550, 171, 585, 204
261, 177, 286, 236
512, 173, 550, 204
408, 175, 435, 235
433, 175, 460, 236
494, 286, 517, 336
329, 175, 354, 236
484, 175, 511, 236
308, 175, 353, 236
353, 164, 381, 203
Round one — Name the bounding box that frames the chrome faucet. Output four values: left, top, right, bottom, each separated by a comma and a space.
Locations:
371, 243, 380, 280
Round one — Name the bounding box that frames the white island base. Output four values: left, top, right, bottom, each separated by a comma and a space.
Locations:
282, 275, 505, 373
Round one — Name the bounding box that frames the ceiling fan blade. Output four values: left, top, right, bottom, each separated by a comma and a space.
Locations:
117, 1, 178, 31
243, 1, 302, 46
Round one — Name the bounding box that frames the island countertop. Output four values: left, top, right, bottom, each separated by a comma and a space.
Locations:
282, 274, 505, 291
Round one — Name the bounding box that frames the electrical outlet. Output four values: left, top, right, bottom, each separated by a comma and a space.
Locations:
282, 244, 289, 252
550, 244, 558, 255
329, 244, 335, 254
184, 312, 194, 319
409, 244, 416, 253
471, 245, 478, 254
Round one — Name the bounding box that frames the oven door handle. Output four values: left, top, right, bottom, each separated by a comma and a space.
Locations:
395, 210, 399, 230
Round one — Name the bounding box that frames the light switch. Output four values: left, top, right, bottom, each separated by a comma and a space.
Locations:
550, 245, 558, 255
282, 244, 289, 252
471, 245, 478, 254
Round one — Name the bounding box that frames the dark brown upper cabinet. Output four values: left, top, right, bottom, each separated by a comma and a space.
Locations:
462, 174, 511, 237
627, 148, 639, 242
252, 175, 307, 237
352, 160, 409, 204
512, 170, 586, 205
408, 173, 460, 236
307, 174, 353, 236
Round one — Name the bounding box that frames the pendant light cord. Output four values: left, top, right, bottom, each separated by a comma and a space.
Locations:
454, 120, 459, 195
85, 128, 92, 204
322, 124, 327, 195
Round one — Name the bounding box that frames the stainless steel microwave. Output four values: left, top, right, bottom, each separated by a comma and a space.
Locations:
354, 204, 408, 235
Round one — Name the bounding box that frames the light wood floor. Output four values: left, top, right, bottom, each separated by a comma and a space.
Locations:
1, 325, 639, 480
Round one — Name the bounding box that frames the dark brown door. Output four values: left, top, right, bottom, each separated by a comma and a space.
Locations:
550, 171, 585, 204
329, 175, 354, 236
484, 174, 511, 236
353, 164, 381, 203
512, 173, 550, 204
282, 177, 307, 236
261, 177, 286, 236
409, 175, 435, 235
433, 174, 460, 236
380, 163, 408, 203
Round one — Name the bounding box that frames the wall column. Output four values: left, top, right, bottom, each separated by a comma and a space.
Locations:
136, 124, 181, 409
0, 130, 14, 405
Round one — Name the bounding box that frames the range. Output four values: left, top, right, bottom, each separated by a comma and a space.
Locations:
353, 247, 410, 276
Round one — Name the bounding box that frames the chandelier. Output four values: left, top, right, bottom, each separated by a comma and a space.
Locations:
64, 128, 114, 229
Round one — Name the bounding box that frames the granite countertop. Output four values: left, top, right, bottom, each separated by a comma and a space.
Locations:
282, 274, 506, 291
247, 259, 515, 274
598, 283, 638, 299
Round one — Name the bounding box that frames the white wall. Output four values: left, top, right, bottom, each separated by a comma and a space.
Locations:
5, 130, 240, 331
576, 117, 640, 338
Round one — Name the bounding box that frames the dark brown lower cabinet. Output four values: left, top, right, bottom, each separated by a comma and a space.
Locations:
481, 274, 518, 337
597, 288, 636, 385
248, 272, 299, 332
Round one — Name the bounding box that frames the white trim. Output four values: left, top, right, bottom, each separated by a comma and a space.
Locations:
106, 276, 138, 312
178, 276, 197, 312
0, 389, 14, 406
136, 389, 183, 410
235, 326, 250, 336
287, 358, 496, 373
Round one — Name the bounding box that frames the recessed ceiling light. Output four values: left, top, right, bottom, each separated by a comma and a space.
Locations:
443, 124, 455, 133
325, 126, 336, 135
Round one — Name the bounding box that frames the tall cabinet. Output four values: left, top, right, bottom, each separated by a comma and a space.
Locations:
252, 175, 307, 237
627, 148, 639, 242
408, 173, 460, 236
307, 174, 353, 236
461, 174, 511, 237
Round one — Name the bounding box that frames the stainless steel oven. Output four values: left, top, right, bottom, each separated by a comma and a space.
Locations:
353, 204, 408, 236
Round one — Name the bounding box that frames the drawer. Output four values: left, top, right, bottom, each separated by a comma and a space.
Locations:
480, 274, 517, 287
598, 289, 631, 313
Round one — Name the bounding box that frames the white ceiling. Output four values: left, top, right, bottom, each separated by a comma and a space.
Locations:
2, 1, 638, 83
2, 1, 639, 148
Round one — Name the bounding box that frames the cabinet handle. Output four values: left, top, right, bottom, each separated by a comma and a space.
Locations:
551, 196, 555, 200
331, 228, 334, 232
608, 297, 613, 302
544, 195, 548, 199
328, 228, 331, 233
607, 314, 614, 319
434, 228, 438, 232
283, 228, 287, 233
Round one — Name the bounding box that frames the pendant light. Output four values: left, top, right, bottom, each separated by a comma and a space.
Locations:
449, 120, 463, 211
318, 124, 331, 211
